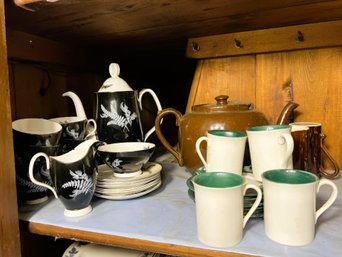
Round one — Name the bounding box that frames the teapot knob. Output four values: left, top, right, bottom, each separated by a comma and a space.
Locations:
109, 63, 120, 77
215, 95, 229, 105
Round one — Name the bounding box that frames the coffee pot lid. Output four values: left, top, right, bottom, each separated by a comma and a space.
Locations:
98, 63, 133, 92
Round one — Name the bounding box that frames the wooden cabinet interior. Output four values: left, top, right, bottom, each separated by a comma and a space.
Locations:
2, 1, 342, 257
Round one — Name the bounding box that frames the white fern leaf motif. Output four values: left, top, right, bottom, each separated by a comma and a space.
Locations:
66, 127, 80, 139
100, 101, 137, 132
17, 175, 48, 193
62, 170, 93, 198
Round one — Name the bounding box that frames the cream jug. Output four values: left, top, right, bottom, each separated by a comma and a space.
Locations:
28, 139, 99, 217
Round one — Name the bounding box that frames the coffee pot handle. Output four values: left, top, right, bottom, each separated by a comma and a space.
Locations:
243, 183, 262, 227
315, 178, 338, 222
195, 136, 209, 169
28, 152, 58, 199
138, 88, 163, 142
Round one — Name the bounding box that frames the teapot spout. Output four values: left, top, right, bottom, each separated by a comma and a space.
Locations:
276, 102, 299, 125
62, 91, 87, 119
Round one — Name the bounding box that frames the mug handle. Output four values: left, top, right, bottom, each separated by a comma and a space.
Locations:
84, 118, 97, 140
315, 178, 338, 222
320, 142, 340, 179
279, 133, 294, 168
138, 88, 163, 142
243, 183, 262, 228
28, 152, 58, 199
195, 136, 209, 169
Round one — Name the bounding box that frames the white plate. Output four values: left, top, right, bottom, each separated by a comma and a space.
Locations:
94, 181, 162, 200
97, 162, 162, 182
96, 177, 161, 195
96, 174, 160, 188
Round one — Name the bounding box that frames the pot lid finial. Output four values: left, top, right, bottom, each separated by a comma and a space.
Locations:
98, 63, 133, 92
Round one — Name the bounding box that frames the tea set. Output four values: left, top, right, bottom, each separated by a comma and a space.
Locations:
13, 63, 163, 217
12, 63, 340, 248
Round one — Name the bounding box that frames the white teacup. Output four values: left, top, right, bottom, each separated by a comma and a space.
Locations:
246, 125, 294, 181
196, 130, 247, 175
193, 172, 262, 248
262, 169, 338, 246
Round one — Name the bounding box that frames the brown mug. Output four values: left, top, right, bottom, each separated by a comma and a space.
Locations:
290, 122, 340, 179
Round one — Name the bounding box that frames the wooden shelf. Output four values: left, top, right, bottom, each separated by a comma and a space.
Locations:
18, 163, 342, 257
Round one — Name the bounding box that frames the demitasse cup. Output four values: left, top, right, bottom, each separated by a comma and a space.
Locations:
193, 172, 262, 248
50, 116, 97, 141
246, 125, 294, 181
290, 122, 340, 179
12, 118, 62, 146
262, 169, 338, 246
196, 130, 247, 175
28, 139, 99, 217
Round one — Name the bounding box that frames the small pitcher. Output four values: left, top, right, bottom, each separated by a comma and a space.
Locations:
28, 139, 99, 217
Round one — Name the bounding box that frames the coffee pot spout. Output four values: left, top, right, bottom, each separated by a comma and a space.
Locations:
276, 102, 299, 125
62, 91, 87, 119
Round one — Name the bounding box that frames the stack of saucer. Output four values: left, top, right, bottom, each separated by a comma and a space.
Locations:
95, 162, 162, 200
186, 167, 264, 218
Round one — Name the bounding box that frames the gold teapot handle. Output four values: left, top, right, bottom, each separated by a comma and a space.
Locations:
154, 108, 184, 166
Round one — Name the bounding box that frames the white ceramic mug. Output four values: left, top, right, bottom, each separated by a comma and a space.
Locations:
196, 130, 247, 175
262, 169, 338, 246
246, 125, 294, 181
193, 172, 262, 248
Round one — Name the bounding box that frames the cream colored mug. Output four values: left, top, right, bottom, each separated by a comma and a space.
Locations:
246, 125, 294, 181
262, 169, 338, 246
193, 172, 262, 248
196, 130, 247, 175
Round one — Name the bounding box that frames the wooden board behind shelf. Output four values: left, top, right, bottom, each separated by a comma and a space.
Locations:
187, 46, 342, 170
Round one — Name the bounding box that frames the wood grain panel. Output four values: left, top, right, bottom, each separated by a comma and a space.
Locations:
256, 47, 342, 169
186, 55, 256, 112
0, 1, 21, 256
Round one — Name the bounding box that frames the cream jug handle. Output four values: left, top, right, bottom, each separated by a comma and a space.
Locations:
243, 184, 262, 227
315, 178, 338, 222
138, 88, 163, 142
195, 136, 209, 169
28, 152, 58, 199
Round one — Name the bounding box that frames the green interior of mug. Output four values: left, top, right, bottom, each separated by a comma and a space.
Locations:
262, 169, 317, 184
247, 125, 290, 131
193, 172, 244, 188
209, 130, 246, 137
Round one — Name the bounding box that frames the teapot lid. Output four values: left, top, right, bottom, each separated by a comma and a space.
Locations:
98, 63, 133, 92
192, 95, 252, 112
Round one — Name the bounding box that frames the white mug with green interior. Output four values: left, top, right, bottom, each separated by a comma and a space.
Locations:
262, 169, 338, 246
246, 125, 294, 181
195, 130, 247, 175
193, 172, 262, 248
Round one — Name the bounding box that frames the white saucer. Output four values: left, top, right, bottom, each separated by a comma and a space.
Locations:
95, 180, 162, 200
96, 177, 161, 195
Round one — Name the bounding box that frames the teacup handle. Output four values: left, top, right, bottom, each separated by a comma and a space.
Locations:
315, 178, 338, 222
278, 133, 294, 168
138, 88, 163, 142
195, 136, 209, 169
28, 152, 58, 199
85, 118, 97, 140
243, 183, 262, 228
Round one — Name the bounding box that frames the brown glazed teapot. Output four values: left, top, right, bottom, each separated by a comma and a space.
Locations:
154, 95, 299, 172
